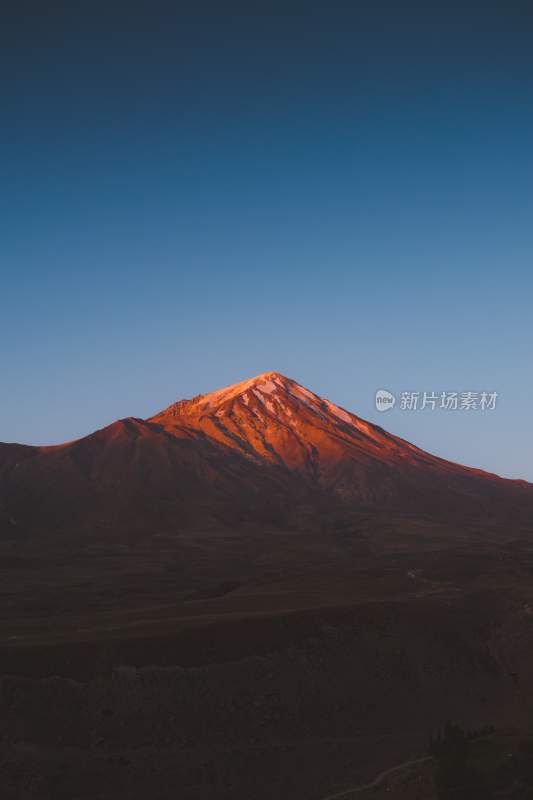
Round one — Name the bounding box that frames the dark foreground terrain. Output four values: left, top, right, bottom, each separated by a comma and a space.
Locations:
3, 512, 533, 799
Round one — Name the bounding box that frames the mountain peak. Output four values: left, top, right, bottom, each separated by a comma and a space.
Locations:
253, 370, 287, 381
155, 371, 325, 419
147, 369, 455, 479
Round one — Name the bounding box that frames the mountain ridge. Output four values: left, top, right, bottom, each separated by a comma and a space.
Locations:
1, 371, 532, 536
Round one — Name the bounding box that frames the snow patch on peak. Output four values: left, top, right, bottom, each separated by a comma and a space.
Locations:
255, 379, 277, 395
325, 401, 353, 425
194, 372, 289, 409
290, 384, 317, 402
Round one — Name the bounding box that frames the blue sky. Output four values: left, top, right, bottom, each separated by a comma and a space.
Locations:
2, 2, 533, 480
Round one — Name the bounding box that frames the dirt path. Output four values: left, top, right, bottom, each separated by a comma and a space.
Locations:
320, 754, 433, 799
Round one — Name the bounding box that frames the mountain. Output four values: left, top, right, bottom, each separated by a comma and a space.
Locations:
0, 371, 531, 538
151, 371, 529, 509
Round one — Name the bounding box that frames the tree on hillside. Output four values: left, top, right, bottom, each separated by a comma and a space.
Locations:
429, 721, 492, 800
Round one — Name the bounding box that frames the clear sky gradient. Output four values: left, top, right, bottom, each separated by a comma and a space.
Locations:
2, 2, 533, 480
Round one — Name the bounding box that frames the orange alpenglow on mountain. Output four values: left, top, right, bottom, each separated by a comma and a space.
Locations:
151, 371, 424, 471
151, 371, 484, 473
0, 371, 532, 536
